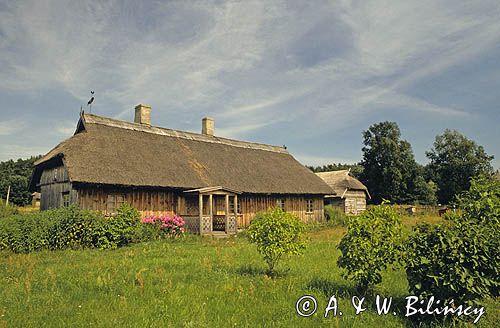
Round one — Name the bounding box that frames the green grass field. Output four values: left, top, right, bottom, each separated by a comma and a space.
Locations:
0, 225, 498, 327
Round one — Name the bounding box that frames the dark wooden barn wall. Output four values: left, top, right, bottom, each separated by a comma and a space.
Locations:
39, 166, 78, 210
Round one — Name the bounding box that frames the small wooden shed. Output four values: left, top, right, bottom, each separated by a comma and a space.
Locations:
315, 170, 371, 215
31, 192, 41, 208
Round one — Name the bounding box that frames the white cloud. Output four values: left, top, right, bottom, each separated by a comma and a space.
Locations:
0, 144, 47, 161
0, 119, 27, 136
53, 121, 77, 137
0, 0, 499, 164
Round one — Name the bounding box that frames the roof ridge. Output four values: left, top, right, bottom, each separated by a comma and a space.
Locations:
82, 113, 288, 154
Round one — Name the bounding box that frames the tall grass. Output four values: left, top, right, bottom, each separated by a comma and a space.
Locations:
0, 198, 18, 218
0, 226, 497, 327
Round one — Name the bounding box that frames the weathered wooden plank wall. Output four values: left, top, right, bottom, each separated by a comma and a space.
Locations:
39, 166, 77, 210
326, 190, 366, 215
238, 195, 324, 227
77, 188, 177, 217
38, 166, 326, 227
343, 190, 366, 215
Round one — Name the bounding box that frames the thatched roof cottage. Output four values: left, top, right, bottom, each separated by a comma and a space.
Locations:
30, 104, 332, 235
315, 170, 370, 215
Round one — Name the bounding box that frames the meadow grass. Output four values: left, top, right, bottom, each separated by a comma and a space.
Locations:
0, 225, 497, 327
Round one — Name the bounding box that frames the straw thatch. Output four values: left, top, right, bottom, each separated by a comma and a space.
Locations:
315, 170, 370, 199
31, 113, 332, 195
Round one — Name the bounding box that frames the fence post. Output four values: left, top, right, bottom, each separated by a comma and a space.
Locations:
6, 185, 10, 206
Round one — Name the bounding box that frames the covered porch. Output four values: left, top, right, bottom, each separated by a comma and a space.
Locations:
181, 186, 240, 236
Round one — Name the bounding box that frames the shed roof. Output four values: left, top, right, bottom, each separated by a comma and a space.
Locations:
31, 112, 332, 195
315, 170, 370, 199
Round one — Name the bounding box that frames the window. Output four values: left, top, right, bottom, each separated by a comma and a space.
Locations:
306, 199, 314, 213
116, 194, 125, 208
105, 193, 126, 215
62, 192, 70, 207
229, 198, 241, 214
276, 198, 285, 210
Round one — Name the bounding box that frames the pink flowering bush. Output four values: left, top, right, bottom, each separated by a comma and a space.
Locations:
140, 214, 186, 238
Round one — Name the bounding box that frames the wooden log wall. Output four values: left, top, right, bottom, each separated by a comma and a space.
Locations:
77, 188, 177, 218
238, 195, 324, 227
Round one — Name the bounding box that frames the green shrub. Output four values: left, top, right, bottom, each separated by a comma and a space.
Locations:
107, 203, 141, 246
0, 204, 143, 253
324, 205, 346, 227
247, 207, 307, 275
337, 203, 403, 292
405, 177, 500, 304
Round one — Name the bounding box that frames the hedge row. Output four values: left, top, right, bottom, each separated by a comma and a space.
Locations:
0, 204, 147, 253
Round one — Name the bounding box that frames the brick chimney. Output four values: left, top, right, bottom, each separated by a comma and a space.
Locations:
202, 117, 214, 136
134, 104, 151, 126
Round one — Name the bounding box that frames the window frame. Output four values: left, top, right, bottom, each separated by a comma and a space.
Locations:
276, 198, 285, 210
229, 197, 242, 214
306, 199, 314, 213
62, 191, 70, 207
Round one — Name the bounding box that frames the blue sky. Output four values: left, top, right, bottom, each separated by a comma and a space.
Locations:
0, 0, 499, 168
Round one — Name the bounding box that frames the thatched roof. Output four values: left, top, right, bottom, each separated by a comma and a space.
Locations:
315, 170, 370, 199
31, 113, 332, 195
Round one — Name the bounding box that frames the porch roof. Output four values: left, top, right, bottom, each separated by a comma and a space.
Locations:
183, 186, 242, 195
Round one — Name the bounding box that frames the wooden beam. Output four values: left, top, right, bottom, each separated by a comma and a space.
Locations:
225, 194, 229, 233
234, 194, 238, 215
199, 193, 203, 234
209, 194, 213, 218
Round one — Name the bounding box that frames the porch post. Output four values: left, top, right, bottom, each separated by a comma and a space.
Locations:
234, 194, 238, 215
199, 193, 203, 234
225, 194, 229, 233
209, 194, 213, 218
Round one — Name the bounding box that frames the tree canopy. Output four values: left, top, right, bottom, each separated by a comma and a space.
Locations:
426, 129, 494, 204
359, 121, 421, 204
0, 156, 41, 206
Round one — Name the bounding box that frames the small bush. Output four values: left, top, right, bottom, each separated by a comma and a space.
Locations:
247, 207, 307, 276
107, 203, 141, 246
140, 214, 185, 239
324, 205, 346, 226
337, 203, 403, 292
405, 177, 500, 304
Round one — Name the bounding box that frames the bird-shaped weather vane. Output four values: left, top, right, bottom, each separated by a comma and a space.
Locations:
87, 91, 95, 113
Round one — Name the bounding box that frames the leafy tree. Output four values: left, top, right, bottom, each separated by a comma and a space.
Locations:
0, 156, 41, 206
337, 203, 403, 292
426, 129, 494, 204
359, 122, 420, 204
411, 176, 437, 205
247, 208, 307, 276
